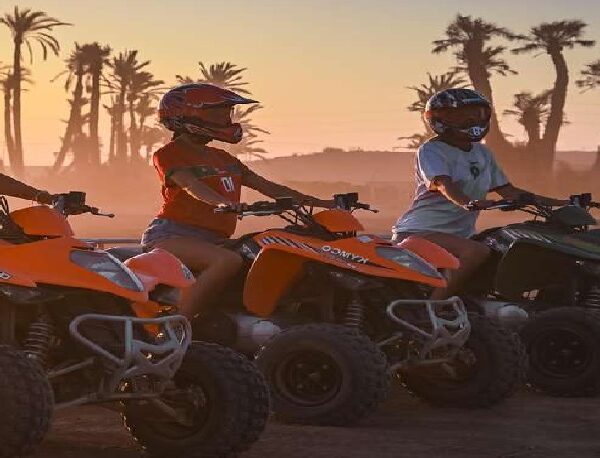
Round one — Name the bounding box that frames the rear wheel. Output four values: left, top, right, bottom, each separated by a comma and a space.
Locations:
521, 307, 600, 397
401, 316, 525, 407
122, 342, 269, 458
255, 324, 390, 426
0, 345, 53, 458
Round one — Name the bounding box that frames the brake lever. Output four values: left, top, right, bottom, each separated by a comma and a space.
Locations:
88, 206, 115, 218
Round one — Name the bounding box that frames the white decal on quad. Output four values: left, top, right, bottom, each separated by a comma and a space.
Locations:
221, 176, 236, 193
321, 245, 369, 264
0, 271, 11, 280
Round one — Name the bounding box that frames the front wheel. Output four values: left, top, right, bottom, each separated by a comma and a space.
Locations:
255, 324, 390, 426
0, 345, 53, 458
122, 342, 269, 458
401, 316, 525, 407
521, 307, 600, 397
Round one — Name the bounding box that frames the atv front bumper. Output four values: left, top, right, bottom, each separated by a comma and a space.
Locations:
380, 296, 471, 369
63, 314, 191, 405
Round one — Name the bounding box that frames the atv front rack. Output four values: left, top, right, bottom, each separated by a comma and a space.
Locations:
58, 313, 191, 408
380, 296, 470, 370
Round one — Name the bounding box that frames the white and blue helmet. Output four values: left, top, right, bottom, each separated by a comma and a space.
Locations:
424, 89, 491, 142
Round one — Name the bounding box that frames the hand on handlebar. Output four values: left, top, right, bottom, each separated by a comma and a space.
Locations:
215, 202, 247, 213
465, 199, 497, 211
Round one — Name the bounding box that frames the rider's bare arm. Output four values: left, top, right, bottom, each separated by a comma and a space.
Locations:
0, 173, 53, 204
494, 184, 569, 207
431, 176, 484, 209
170, 169, 234, 206
241, 168, 334, 208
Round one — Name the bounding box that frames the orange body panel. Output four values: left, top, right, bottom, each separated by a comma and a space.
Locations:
124, 249, 194, 290
10, 206, 74, 237
125, 250, 194, 324
0, 237, 147, 303
243, 249, 305, 317
313, 209, 364, 233
244, 229, 446, 316
397, 236, 460, 270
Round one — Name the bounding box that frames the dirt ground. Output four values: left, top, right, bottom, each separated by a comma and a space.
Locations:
37, 386, 600, 458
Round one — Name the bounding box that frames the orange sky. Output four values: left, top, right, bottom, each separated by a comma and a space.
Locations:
1, 0, 600, 165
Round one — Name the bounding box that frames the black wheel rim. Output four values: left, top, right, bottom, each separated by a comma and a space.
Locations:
530, 328, 593, 379
273, 350, 343, 407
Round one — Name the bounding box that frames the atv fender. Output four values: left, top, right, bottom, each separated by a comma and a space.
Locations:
397, 236, 460, 270
244, 247, 306, 317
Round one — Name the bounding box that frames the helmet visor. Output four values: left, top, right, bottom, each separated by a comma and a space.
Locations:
432, 105, 491, 129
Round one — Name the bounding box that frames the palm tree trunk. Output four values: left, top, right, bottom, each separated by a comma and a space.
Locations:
3, 83, 15, 166
11, 36, 24, 177
89, 66, 101, 166
523, 112, 541, 150
128, 100, 140, 160
543, 51, 568, 159
115, 87, 127, 161
53, 66, 85, 172
108, 110, 115, 162
465, 55, 512, 153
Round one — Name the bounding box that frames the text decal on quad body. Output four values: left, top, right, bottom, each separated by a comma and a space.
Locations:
321, 245, 369, 264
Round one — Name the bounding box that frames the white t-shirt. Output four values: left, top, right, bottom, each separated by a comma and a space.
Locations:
393, 139, 509, 238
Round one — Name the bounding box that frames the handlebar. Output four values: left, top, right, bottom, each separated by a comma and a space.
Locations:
214, 193, 378, 218
53, 192, 114, 218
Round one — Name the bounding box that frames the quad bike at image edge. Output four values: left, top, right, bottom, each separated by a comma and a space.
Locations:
460, 193, 600, 397
109, 192, 526, 426
0, 192, 269, 458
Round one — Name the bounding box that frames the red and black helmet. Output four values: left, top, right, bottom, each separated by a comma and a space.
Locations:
159, 83, 258, 144
425, 89, 491, 142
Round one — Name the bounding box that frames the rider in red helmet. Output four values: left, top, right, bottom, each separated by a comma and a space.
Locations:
393, 88, 568, 299
143, 83, 333, 319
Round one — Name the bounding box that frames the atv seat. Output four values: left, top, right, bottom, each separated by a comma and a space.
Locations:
107, 246, 145, 262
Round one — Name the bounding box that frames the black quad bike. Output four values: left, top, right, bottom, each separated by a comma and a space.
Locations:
463, 193, 600, 396
111, 193, 525, 426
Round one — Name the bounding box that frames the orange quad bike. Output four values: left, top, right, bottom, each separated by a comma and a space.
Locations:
110, 192, 525, 426
0, 192, 269, 458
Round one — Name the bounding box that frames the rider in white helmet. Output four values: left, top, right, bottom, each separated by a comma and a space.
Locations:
393, 88, 568, 299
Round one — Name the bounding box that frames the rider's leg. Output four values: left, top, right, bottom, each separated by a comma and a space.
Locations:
417, 232, 490, 300
153, 237, 242, 319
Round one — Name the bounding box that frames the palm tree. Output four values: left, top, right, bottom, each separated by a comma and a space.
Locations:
105, 50, 151, 161
176, 61, 250, 93
503, 90, 552, 148
80, 42, 111, 166
433, 14, 522, 152
51, 43, 89, 171
513, 20, 595, 156
126, 71, 164, 160
103, 96, 118, 162
407, 70, 469, 132
0, 65, 32, 172
0, 65, 15, 165
576, 60, 600, 91
0, 6, 70, 175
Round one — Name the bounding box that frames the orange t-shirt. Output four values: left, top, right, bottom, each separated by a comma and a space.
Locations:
153, 139, 247, 237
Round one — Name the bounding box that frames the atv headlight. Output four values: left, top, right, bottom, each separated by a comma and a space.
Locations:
71, 250, 144, 292
376, 246, 442, 279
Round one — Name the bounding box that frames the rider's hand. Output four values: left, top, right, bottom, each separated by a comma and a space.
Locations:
465, 199, 496, 211
34, 191, 56, 205
217, 202, 246, 213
